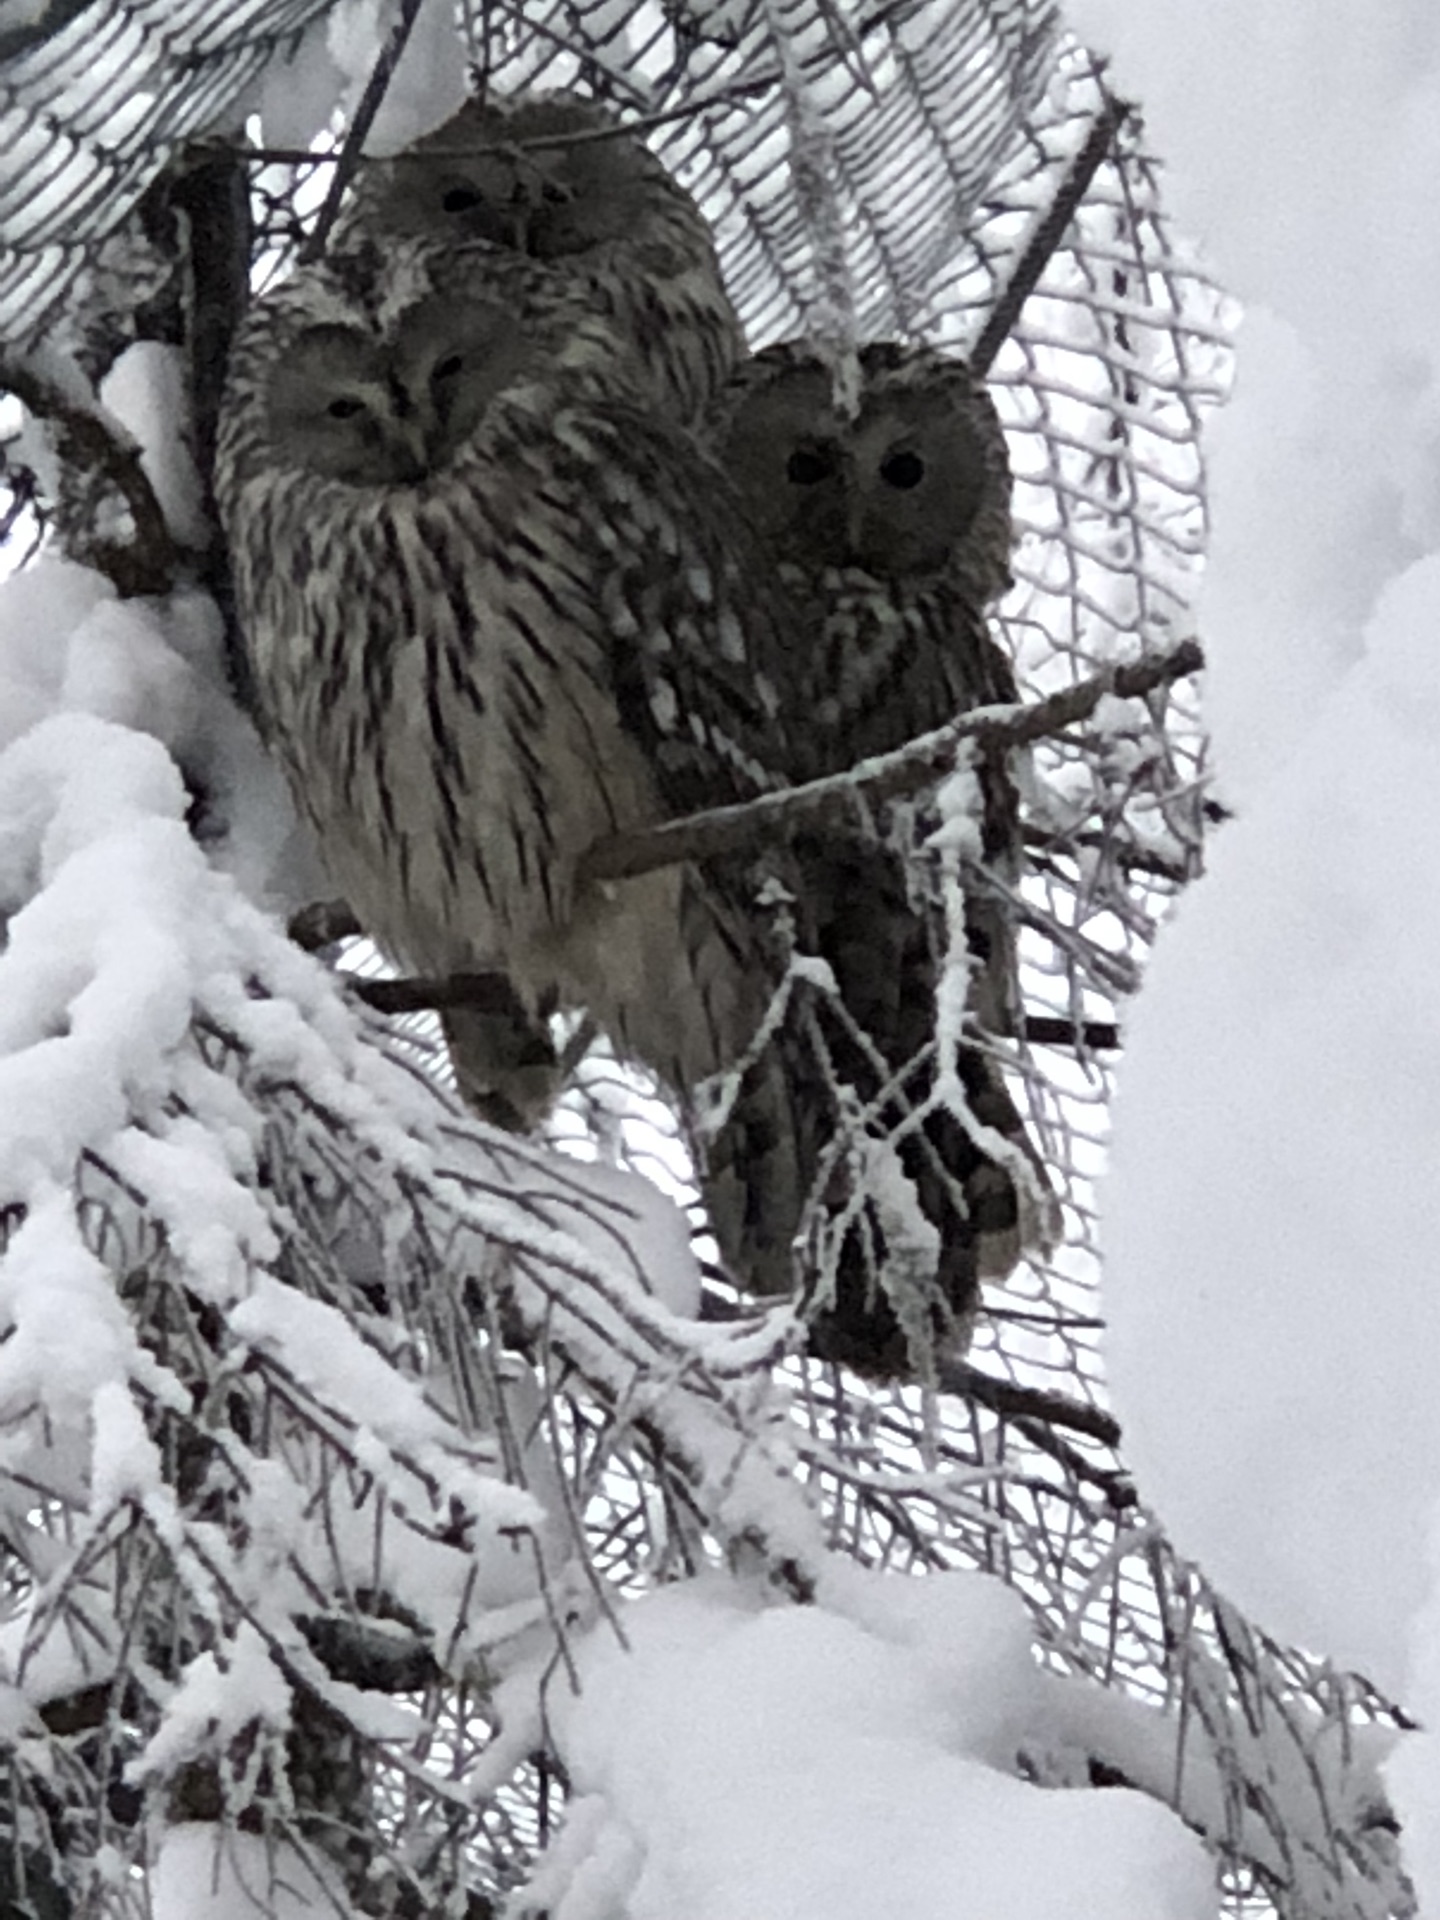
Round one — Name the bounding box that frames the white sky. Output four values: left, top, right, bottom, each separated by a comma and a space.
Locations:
1069, 0, 1440, 1898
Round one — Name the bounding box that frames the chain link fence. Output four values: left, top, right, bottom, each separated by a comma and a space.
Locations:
0, 3, 1412, 1915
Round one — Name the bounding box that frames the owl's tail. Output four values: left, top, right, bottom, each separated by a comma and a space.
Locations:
701, 830, 1056, 1380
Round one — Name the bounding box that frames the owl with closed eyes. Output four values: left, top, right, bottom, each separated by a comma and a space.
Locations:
334, 90, 743, 429
700, 340, 1056, 1374
214, 236, 789, 1115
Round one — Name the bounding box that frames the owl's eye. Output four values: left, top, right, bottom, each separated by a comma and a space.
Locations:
786, 447, 835, 486
326, 395, 367, 421
432, 353, 465, 384
880, 450, 925, 490
441, 183, 484, 214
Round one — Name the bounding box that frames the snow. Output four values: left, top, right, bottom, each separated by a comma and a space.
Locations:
326, 0, 469, 154
1068, 0, 1440, 1885
98, 344, 209, 551
152, 1825, 345, 1920
0, 1198, 147, 1442
1105, 553, 1440, 1694
229, 1277, 544, 1537
0, 561, 318, 907
132, 1625, 292, 1789
533, 1149, 705, 1317
1064, 0, 1440, 802
536, 1574, 1214, 1920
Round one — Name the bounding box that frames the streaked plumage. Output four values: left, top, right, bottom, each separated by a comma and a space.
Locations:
703, 340, 1055, 1373
329, 89, 749, 1111
215, 236, 784, 1105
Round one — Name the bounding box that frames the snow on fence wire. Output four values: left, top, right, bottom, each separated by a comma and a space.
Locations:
0, 2, 1414, 1916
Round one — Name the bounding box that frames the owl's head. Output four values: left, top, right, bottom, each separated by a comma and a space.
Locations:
713, 342, 1013, 592
342, 91, 701, 272
262, 292, 538, 486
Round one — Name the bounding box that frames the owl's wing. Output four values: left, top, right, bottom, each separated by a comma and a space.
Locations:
546, 397, 792, 816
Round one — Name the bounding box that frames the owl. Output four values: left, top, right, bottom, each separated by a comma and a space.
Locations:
700, 340, 1055, 1374
333, 90, 744, 428
330, 89, 748, 1114
214, 236, 789, 1115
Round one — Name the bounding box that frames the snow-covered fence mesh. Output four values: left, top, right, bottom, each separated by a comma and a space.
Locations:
0, 3, 1416, 1918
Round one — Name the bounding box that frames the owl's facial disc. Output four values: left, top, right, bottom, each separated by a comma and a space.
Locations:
390, 295, 538, 466
846, 391, 988, 575
720, 356, 996, 577
268, 326, 430, 486
429, 168, 527, 248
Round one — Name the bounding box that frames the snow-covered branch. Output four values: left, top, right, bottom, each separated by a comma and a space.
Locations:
581, 640, 1205, 886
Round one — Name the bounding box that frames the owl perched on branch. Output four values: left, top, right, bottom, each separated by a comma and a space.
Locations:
327, 88, 749, 1113
214, 233, 787, 1109
702, 340, 1055, 1374
334, 90, 744, 429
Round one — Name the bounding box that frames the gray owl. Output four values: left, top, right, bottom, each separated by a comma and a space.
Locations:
701, 340, 1054, 1375
334, 90, 743, 429
214, 237, 787, 1112
332, 89, 747, 1114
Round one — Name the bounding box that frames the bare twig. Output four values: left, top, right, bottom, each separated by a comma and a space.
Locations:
349, 971, 532, 1018
971, 87, 1133, 377
0, 359, 174, 597
937, 1359, 1122, 1448
300, 0, 429, 263
580, 640, 1204, 888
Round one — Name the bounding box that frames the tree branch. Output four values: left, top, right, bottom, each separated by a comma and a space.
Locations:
579, 640, 1204, 887
300, 0, 429, 263
291, 645, 1199, 1037
936, 1359, 1122, 1448
349, 970, 534, 1019
1, 359, 175, 597
971, 85, 1133, 377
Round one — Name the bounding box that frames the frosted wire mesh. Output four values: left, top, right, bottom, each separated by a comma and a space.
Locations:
0, 4, 1411, 1919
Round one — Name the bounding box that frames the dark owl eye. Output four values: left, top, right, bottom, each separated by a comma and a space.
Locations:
880, 450, 925, 490
441, 183, 484, 214
786, 447, 835, 486
326, 395, 366, 421
432, 353, 465, 384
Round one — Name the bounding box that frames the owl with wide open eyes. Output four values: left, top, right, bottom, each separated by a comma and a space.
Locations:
699, 339, 1056, 1376
333, 90, 743, 428
712, 339, 1017, 766
214, 236, 790, 1122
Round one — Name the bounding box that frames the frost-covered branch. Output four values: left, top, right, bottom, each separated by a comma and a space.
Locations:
1, 358, 174, 596
581, 640, 1205, 886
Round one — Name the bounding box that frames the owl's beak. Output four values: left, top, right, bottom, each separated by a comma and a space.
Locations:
842, 459, 879, 568
382, 415, 432, 486
844, 492, 867, 562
